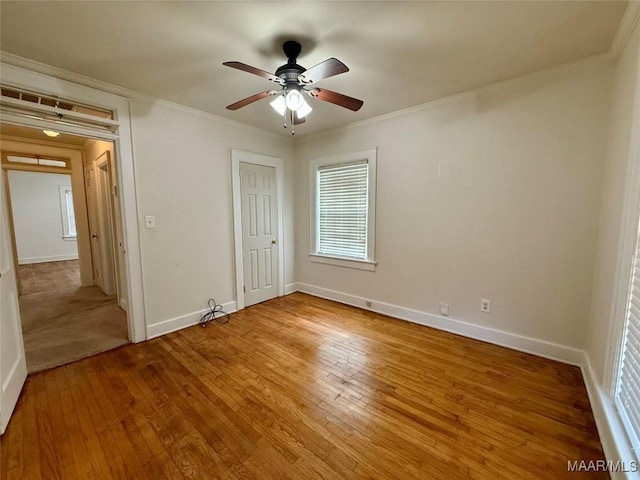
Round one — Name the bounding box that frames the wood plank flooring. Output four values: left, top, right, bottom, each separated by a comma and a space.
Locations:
0, 293, 606, 479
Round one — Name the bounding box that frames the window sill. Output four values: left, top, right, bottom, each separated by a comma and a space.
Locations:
62, 236, 77, 242
310, 253, 376, 271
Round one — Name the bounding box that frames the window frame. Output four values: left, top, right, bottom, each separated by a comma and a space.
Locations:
309, 148, 377, 271
58, 184, 77, 240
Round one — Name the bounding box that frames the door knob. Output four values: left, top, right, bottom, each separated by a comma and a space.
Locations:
272, 238, 277, 245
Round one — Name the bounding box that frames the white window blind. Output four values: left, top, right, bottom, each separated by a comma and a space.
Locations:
616, 224, 640, 455
317, 160, 368, 259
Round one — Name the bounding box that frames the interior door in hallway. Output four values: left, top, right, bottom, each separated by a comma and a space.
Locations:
0, 166, 27, 434
85, 163, 102, 288
240, 162, 278, 307
85, 154, 117, 297
96, 156, 117, 297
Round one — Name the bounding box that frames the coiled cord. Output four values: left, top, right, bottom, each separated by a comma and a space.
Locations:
199, 298, 230, 327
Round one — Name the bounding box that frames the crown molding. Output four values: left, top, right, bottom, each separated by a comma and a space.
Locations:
609, 1, 640, 60
296, 52, 611, 145
0, 52, 131, 99
0, 24, 620, 147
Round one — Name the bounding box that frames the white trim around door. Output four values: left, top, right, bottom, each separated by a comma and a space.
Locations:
1, 62, 146, 343
231, 149, 285, 310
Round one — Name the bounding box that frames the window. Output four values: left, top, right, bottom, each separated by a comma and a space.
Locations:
59, 185, 77, 239
310, 149, 377, 271
7, 155, 68, 168
616, 221, 640, 457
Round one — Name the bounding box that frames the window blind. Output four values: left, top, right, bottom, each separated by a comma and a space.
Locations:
616, 225, 640, 455
317, 160, 368, 259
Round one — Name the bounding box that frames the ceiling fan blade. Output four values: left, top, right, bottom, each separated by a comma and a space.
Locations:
298, 58, 349, 84
226, 91, 272, 110
309, 88, 363, 111
293, 112, 306, 125
223, 61, 283, 84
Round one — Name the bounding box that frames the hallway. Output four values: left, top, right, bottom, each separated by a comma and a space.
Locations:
18, 260, 128, 373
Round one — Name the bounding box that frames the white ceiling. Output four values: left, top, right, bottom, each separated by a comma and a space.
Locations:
0, 1, 628, 137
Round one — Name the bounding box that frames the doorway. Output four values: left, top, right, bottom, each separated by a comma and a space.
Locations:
0, 66, 145, 434
1, 126, 128, 373
231, 150, 286, 309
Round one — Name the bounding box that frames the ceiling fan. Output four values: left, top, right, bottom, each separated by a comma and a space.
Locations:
223, 40, 363, 134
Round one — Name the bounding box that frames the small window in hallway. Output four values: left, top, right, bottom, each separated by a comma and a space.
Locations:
6, 155, 69, 169
59, 185, 76, 238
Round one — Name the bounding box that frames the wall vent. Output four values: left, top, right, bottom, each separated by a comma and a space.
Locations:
0, 85, 119, 137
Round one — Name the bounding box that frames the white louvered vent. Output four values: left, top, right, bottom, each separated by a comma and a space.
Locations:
317, 160, 368, 259
0, 85, 118, 135
1, 86, 111, 118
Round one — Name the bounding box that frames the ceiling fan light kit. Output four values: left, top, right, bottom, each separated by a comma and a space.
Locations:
224, 40, 363, 135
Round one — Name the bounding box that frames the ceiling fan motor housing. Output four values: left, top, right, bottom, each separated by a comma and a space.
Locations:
276, 41, 306, 85
275, 64, 306, 84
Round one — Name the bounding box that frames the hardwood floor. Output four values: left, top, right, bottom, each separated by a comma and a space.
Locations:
0, 293, 605, 479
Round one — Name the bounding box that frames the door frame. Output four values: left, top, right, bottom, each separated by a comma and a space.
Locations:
231, 150, 285, 310
94, 150, 119, 297
1, 62, 146, 343
84, 161, 101, 285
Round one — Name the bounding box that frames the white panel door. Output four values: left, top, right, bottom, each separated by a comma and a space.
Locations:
240, 162, 278, 306
85, 163, 103, 287
0, 169, 27, 434
86, 157, 117, 297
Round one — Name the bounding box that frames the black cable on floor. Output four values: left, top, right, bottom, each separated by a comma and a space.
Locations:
199, 298, 230, 327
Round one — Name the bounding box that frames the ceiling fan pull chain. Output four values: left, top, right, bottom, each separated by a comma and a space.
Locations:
290, 109, 295, 135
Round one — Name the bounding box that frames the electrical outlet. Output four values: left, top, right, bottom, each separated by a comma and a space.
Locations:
365, 300, 372, 308
439, 303, 450, 316
481, 299, 491, 313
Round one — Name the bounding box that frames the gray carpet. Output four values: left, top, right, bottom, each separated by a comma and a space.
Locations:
18, 261, 129, 373
18, 259, 81, 295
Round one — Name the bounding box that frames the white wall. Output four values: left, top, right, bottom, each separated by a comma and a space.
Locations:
8, 170, 78, 264
587, 21, 640, 385
131, 100, 295, 333
295, 59, 613, 353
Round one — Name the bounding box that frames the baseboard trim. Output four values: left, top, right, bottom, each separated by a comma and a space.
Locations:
292, 282, 640, 473
146, 301, 237, 339
18, 254, 79, 264
294, 282, 583, 365
580, 353, 637, 479
144, 283, 634, 473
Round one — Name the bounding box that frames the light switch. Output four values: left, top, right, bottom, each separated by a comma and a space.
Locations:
145, 216, 156, 228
